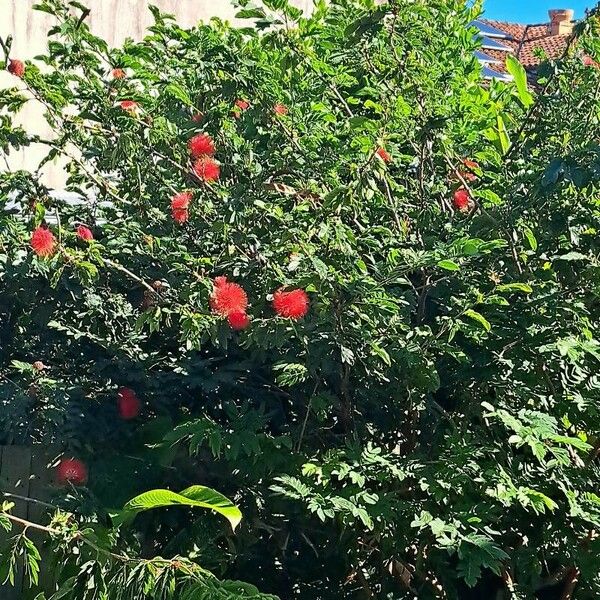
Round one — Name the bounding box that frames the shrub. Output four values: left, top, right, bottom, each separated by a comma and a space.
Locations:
1, 0, 600, 598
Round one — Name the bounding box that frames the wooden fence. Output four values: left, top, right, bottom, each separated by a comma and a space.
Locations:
0, 445, 55, 600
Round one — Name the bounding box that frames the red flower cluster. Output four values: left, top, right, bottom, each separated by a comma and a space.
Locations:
193, 156, 220, 183
376, 147, 392, 163
228, 311, 250, 330
56, 458, 88, 486
120, 100, 137, 112
453, 188, 470, 212
274, 103, 288, 116
31, 226, 56, 257
273, 288, 310, 320
210, 276, 248, 317
235, 99, 249, 111
76, 225, 94, 241
188, 133, 215, 158
118, 387, 142, 420
583, 55, 599, 68
171, 191, 192, 223
188, 133, 220, 182
459, 159, 479, 182
210, 277, 310, 329
8, 59, 25, 78
112, 68, 126, 79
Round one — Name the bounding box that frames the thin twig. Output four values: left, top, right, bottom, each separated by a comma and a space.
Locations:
297, 382, 319, 452
2, 492, 56, 511
104, 259, 156, 294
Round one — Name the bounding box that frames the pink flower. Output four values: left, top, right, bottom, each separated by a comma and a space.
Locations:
76, 225, 94, 241
31, 227, 56, 257
453, 188, 470, 212
274, 103, 288, 116
117, 387, 142, 420
188, 133, 216, 157
272, 288, 309, 320
210, 277, 248, 316
119, 100, 138, 112
193, 156, 220, 182
227, 311, 250, 330
8, 59, 25, 78
376, 147, 391, 163
171, 191, 192, 223
56, 458, 88, 486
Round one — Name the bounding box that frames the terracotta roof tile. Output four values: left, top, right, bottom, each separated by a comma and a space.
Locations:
478, 18, 573, 76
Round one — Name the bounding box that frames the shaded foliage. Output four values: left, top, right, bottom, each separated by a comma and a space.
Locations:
1, 0, 600, 598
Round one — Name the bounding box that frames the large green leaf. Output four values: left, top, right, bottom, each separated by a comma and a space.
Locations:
505, 55, 534, 108
463, 309, 491, 332
114, 486, 242, 531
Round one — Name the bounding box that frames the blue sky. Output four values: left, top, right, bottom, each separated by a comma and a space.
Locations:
483, 0, 590, 23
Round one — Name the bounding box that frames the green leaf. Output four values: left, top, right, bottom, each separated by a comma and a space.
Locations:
235, 7, 267, 19
496, 283, 533, 294
463, 309, 491, 332
524, 227, 538, 251
554, 251, 589, 262
370, 343, 391, 366
496, 114, 511, 154
505, 55, 534, 107
115, 486, 242, 531
164, 83, 192, 106
340, 345, 355, 365
437, 259, 460, 271
542, 158, 565, 186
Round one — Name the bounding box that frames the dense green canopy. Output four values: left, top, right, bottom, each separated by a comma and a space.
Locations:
1, 0, 600, 598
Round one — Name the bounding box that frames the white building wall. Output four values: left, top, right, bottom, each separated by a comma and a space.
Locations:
1, 0, 313, 187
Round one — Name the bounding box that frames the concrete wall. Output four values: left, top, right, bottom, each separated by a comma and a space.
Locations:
1, 0, 312, 187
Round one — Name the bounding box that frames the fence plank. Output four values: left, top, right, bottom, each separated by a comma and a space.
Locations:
0, 445, 33, 599
27, 448, 56, 598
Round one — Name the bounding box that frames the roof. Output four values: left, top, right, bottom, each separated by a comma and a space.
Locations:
477, 18, 572, 75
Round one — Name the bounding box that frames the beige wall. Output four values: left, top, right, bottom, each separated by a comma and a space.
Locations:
1, 0, 312, 187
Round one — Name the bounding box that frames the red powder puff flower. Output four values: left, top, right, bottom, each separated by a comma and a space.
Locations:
119, 100, 138, 112
210, 277, 248, 317
583, 55, 599, 68
376, 147, 392, 163
273, 288, 309, 320
459, 159, 479, 182
171, 191, 191, 210
188, 133, 215, 157
171, 191, 192, 223
56, 458, 88, 486
118, 387, 142, 420
228, 311, 250, 330
172, 208, 189, 223
453, 188, 471, 212
112, 68, 126, 79
76, 225, 94, 241
8, 59, 25, 78
31, 226, 56, 257
192, 111, 204, 123
233, 99, 249, 119
274, 103, 288, 116
193, 156, 220, 182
